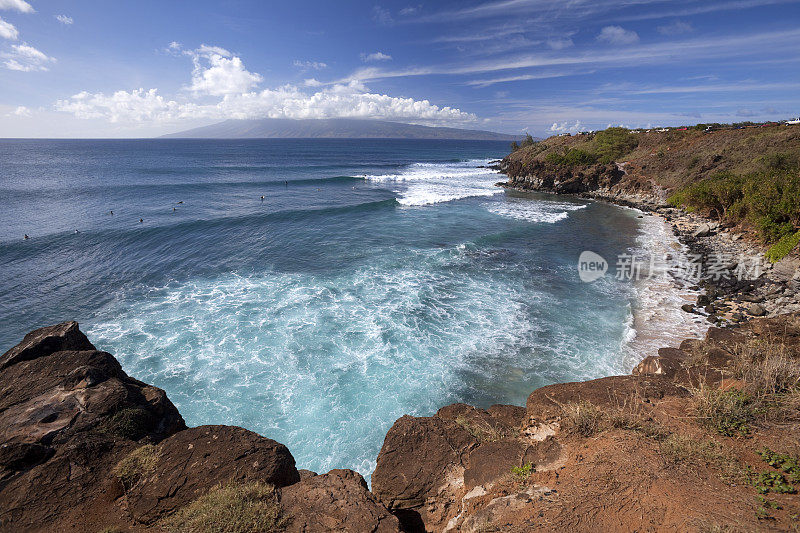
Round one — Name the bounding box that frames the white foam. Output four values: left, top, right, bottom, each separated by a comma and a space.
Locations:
623, 213, 708, 368
487, 199, 587, 223
362, 159, 501, 206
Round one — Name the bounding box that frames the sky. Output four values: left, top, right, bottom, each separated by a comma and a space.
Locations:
0, 0, 798, 138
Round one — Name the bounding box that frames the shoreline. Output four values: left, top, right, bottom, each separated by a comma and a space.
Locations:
498, 180, 800, 352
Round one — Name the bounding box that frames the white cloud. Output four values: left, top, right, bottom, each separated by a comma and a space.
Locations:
399, 5, 421, 16
186, 45, 262, 96
0, 15, 17, 39
293, 59, 328, 70
548, 120, 585, 133
55, 14, 73, 25
596, 25, 640, 45
547, 38, 573, 50
3, 43, 55, 71
360, 51, 392, 62
372, 6, 394, 25
0, 0, 33, 13
657, 20, 693, 35
55, 80, 477, 125
12, 105, 30, 116
304, 78, 322, 87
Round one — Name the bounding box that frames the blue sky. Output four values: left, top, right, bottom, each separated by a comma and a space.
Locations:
0, 0, 798, 137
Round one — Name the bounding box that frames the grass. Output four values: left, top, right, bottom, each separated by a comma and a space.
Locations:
112, 444, 161, 491
693, 387, 754, 437
454, 415, 506, 442
560, 401, 602, 438
161, 482, 286, 533
659, 435, 749, 485
607, 397, 670, 440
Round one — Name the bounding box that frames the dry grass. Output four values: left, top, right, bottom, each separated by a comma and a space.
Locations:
732, 338, 800, 397
660, 435, 749, 485
161, 482, 286, 533
560, 401, 602, 438
608, 404, 670, 441
455, 415, 506, 442
693, 385, 754, 437
112, 444, 161, 491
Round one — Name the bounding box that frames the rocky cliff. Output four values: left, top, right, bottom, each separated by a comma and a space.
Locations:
2, 315, 799, 532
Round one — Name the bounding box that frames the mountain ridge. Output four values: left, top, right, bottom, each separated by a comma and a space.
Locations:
160, 117, 524, 140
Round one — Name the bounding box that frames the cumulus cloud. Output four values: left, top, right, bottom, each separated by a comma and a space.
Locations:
54, 45, 476, 126
55, 14, 73, 25
0, 15, 17, 39
360, 51, 392, 62
596, 25, 640, 45
293, 59, 328, 70
12, 105, 30, 116
548, 120, 585, 134
0, 0, 33, 13
3, 43, 55, 71
55, 80, 477, 125
657, 20, 693, 35
186, 45, 263, 96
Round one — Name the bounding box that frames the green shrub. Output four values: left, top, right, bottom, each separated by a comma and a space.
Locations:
511, 462, 534, 482
765, 230, 800, 262
546, 148, 599, 167
161, 482, 286, 533
759, 448, 800, 484
594, 127, 638, 163
668, 168, 800, 244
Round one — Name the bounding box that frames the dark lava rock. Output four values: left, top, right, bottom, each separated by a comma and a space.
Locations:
281, 469, 400, 532
123, 425, 300, 524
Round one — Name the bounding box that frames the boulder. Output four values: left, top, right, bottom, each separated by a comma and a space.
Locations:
123, 425, 300, 524
746, 303, 767, 316
692, 223, 712, 237
0, 321, 94, 370
372, 414, 477, 530
281, 469, 400, 532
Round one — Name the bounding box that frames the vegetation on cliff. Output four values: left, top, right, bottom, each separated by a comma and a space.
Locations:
503, 123, 800, 258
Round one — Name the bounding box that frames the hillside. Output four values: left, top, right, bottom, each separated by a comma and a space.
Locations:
500, 124, 800, 256
161, 118, 523, 140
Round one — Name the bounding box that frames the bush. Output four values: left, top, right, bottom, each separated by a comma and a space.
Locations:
545, 149, 598, 167
765, 230, 800, 262
594, 127, 638, 163
113, 444, 161, 491
161, 482, 286, 533
511, 462, 534, 483
668, 168, 800, 244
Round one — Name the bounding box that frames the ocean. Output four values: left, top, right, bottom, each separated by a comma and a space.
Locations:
0, 138, 682, 478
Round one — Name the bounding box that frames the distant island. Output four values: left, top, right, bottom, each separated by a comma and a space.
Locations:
160, 117, 524, 140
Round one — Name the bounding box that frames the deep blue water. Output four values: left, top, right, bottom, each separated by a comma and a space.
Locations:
0, 138, 642, 477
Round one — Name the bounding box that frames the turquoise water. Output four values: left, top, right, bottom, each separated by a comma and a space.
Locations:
0, 139, 642, 477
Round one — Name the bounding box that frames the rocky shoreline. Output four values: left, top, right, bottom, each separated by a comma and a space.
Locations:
496, 162, 800, 328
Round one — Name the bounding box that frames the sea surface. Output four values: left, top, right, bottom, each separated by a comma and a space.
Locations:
0, 139, 695, 478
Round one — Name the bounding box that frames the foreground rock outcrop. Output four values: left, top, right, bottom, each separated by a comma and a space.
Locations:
0, 322, 399, 533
